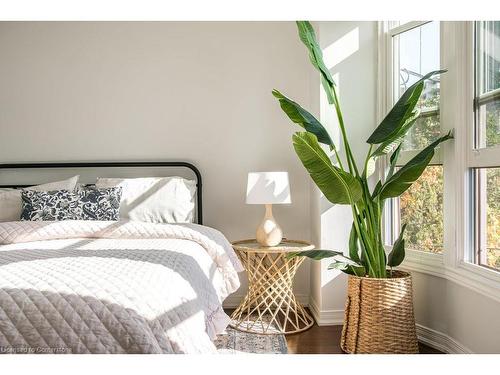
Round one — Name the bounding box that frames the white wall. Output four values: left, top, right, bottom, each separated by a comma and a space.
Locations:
411, 271, 500, 353
0, 21, 313, 303
309, 21, 378, 322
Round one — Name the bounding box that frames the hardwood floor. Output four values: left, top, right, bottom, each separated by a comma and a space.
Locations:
285, 322, 442, 354
224, 308, 442, 354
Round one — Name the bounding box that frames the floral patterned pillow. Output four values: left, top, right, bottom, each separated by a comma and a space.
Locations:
76, 186, 122, 220
20, 187, 122, 221
21, 190, 79, 221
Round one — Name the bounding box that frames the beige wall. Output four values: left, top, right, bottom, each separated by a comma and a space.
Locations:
0, 21, 313, 301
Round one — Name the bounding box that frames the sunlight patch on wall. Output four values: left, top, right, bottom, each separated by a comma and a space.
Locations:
322, 27, 359, 70
320, 72, 342, 164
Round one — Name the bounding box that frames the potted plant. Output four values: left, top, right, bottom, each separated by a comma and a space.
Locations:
273, 21, 452, 353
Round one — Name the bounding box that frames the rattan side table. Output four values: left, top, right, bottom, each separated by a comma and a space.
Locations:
229, 239, 315, 335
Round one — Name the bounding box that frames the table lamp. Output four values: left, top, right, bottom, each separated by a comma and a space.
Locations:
246, 171, 291, 246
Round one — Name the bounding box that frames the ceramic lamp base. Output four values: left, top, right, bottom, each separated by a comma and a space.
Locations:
256, 204, 283, 247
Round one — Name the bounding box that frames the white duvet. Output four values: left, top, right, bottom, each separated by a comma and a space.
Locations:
0, 220, 243, 354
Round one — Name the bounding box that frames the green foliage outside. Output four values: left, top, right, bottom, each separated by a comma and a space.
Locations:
399, 84, 500, 270
486, 167, 500, 269
400, 165, 444, 253
399, 86, 444, 253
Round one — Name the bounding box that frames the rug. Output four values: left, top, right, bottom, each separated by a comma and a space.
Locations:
214, 326, 288, 354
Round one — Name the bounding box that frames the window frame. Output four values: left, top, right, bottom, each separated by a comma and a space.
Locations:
384, 20, 445, 254
391, 21, 443, 165
378, 21, 500, 303
471, 21, 500, 161
471, 21, 500, 272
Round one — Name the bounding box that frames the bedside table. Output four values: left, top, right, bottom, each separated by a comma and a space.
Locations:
229, 239, 315, 335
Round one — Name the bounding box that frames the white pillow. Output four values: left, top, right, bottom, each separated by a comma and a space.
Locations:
95, 176, 196, 223
0, 175, 80, 222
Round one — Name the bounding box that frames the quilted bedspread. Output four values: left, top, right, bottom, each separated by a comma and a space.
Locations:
0, 220, 243, 354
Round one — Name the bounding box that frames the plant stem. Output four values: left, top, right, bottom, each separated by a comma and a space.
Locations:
352, 180, 387, 278
324, 33, 385, 277
363, 145, 374, 179
331, 87, 360, 177
330, 145, 345, 171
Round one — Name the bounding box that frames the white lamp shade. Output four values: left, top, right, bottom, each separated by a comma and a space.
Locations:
246, 172, 291, 204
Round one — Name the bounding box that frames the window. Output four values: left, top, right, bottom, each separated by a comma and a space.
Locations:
473, 168, 500, 271
390, 21, 444, 253
471, 21, 500, 272
400, 166, 444, 253
380, 20, 500, 295
475, 21, 500, 148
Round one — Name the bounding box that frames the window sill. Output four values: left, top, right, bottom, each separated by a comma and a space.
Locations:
399, 249, 445, 277
445, 262, 500, 303
385, 246, 500, 302
395, 248, 500, 303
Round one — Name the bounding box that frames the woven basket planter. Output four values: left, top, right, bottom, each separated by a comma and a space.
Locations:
340, 270, 419, 354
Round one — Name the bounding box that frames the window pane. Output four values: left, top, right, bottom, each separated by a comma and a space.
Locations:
475, 167, 500, 271
477, 21, 500, 95
403, 114, 440, 151
399, 166, 444, 253
477, 100, 500, 148
393, 21, 441, 151
475, 21, 500, 148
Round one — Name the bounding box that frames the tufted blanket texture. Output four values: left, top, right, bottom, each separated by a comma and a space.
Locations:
0, 220, 242, 354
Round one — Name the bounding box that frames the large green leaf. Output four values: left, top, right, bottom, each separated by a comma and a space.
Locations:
293, 132, 362, 204
364, 156, 377, 178
328, 260, 366, 276
296, 21, 334, 87
371, 115, 419, 158
348, 223, 361, 264
296, 21, 335, 104
272, 89, 334, 146
386, 143, 403, 181
367, 70, 446, 145
371, 180, 383, 199
289, 250, 365, 275
368, 103, 413, 145
380, 131, 453, 199
388, 224, 407, 267
287, 249, 343, 260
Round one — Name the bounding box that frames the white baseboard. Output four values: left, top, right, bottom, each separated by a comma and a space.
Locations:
416, 324, 472, 354
307, 298, 473, 354
308, 297, 344, 326
224, 294, 472, 354
223, 293, 310, 309
306, 306, 472, 353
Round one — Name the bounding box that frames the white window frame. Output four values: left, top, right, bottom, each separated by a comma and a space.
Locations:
378, 21, 500, 302
390, 21, 445, 257
469, 22, 500, 272
379, 20, 444, 268
390, 21, 443, 166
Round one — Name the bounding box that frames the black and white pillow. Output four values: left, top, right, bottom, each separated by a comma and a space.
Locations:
76, 186, 122, 220
21, 187, 122, 221
21, 190, 79, 221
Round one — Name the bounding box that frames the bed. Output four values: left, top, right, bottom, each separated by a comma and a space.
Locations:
0, 162, 243, 354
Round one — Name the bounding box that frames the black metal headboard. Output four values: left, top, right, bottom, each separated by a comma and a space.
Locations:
0, 161, 203, 225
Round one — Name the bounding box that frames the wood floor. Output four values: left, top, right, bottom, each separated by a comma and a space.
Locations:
285, 322, 442, 354
224, 308, 442, 354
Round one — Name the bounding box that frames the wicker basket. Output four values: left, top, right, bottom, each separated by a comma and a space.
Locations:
340, 270, 419, 354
